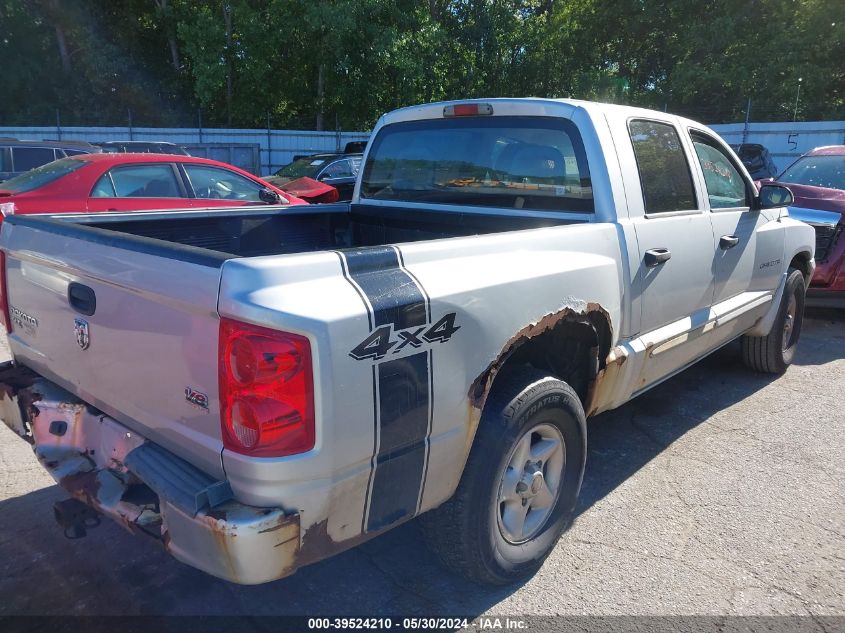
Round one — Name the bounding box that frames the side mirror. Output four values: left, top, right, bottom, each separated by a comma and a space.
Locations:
259, 187, 282, 204
757, 184, 793, 210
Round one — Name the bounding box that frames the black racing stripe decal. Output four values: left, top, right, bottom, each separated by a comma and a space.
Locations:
335, 245, 434, 533
361, 364, 379, 533
340, 246, 427, 330
366, 351, 430, 532
416, 348, 435, 514
393, 245, 432, 323
334, 251, 374, 330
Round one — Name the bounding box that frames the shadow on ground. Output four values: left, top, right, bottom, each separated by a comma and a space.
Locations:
0, 315, 841, 617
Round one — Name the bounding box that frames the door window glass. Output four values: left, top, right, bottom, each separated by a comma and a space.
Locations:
12, 147, 57, 172
184, 164, 263, 202
322, 159, 354, 179
629, 120, 697, 214
690, 132, 749, 208
107, 164, 183, 197
91, 174, 117, 197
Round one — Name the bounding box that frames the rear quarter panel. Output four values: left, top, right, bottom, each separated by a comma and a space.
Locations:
218, 222, 624, 552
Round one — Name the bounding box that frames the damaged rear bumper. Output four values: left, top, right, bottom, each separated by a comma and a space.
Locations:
0, 361, 300, 585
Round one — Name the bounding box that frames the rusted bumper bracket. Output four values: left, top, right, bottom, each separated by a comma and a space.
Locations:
0, 362, 302, 585
124, 443, 233, 516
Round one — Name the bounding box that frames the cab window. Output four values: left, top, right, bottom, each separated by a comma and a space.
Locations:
690, 131, 750, 209
629, 119, 697, 214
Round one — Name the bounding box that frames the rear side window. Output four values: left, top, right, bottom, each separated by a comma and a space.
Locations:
322, 159, 354, 179
360, 116, 593, 213
0, 158, 85, 193
12, 147, 57, 172
690, 131, 749, 209
98, 164, 183, 198
629, 120, 697, 214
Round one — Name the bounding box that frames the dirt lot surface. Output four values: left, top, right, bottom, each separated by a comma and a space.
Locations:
0, 310, 843, 619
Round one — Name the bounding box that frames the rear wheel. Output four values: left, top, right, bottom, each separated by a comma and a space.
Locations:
420, 366, 586, 585
741, 267, 806, 373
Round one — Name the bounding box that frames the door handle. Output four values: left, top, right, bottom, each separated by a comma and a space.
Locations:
644, 248, 671, 268
68, 282, 96, 316
720, 234, 740, 249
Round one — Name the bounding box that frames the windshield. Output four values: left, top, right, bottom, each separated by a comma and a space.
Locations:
0, 157, 87, 193
360, 116, 593, 212
779, 155, 845, 191
277, 157, 327, 178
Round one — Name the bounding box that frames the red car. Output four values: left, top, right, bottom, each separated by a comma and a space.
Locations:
0, 153, 306, 218
776, 146, 845, 307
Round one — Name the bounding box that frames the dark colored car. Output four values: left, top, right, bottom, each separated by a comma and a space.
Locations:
731, 143, 779, 180
0, 138, 100, 181
776, 145, 845, 307
95, 141, 190, 156
264, 153, 363, 201
0, 153, 304, 219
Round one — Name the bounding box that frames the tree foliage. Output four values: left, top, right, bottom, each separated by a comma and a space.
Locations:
0, 0, 842, 129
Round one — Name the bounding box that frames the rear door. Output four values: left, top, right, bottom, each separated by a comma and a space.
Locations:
86, 163, 191, 212
1, 215, 227, 477
615, 116, 718, 387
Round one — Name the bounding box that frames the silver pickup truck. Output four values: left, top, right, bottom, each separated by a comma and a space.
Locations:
0, 99, 815, 586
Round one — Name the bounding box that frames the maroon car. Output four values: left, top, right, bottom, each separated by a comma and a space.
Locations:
777, 146, 845, 307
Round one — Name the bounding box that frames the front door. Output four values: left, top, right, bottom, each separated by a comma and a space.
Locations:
688, 128, 784, 325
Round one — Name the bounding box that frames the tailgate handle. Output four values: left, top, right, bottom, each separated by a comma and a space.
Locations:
68, 283, 96, 316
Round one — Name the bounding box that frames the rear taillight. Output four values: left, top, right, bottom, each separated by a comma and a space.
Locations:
219, 318, 314, 457
0, 251, 11, 333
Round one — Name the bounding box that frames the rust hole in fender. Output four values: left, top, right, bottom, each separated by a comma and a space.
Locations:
468, 303, 614, 417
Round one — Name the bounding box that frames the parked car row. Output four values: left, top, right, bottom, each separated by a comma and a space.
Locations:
1, 131, 842, 305
0, 153, 305, 218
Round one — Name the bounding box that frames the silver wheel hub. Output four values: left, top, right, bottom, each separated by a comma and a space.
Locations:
782, 292, 798, 351
496, 423, 566, 545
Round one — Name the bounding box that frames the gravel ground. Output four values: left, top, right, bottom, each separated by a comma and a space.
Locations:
0, 310, 843, 619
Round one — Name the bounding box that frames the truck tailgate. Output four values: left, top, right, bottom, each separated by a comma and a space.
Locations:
1, 216, 228, 478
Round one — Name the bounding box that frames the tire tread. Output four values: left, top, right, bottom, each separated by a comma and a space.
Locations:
420, 366, 583, 585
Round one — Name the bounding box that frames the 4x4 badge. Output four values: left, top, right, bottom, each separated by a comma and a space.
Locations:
74, 318, 90, 350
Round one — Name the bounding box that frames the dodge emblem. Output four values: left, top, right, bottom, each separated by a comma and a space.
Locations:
74, 318, 90, 350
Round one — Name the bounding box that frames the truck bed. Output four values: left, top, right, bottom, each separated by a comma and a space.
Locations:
0, 204, 585, 480
28, 203, 577, 258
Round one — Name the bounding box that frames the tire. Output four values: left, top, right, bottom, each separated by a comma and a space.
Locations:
420, 366, 587, 585
741, 267, 806, 374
